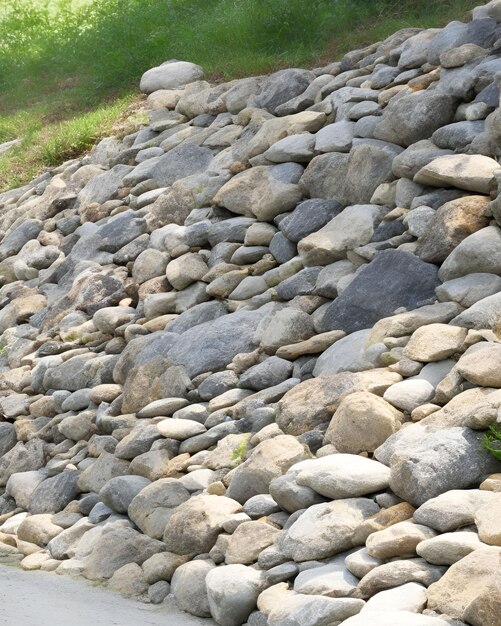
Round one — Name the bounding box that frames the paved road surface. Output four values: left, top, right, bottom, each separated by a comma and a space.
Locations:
0, 564, 212, 626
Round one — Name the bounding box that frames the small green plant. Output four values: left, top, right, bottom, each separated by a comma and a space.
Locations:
482, 424, 501, 461
231, 434, 251, 465
0, 340, 9, 358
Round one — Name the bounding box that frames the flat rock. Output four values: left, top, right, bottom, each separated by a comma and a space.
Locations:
413, 489, 501, 533
312, 329, 375, 377
293, 551, 360, 598
157, 418, 207, 440
403, 324, 467, 362
292, 454, 391, 499
258, 584, 365, 626
414, 154, 501, 194
417, 531, 486, 565
340, 610, 451, 625
361, 582, 428, 614
298, 204, 387, 266
366, 521, 436, 559
357, 558, 446, 599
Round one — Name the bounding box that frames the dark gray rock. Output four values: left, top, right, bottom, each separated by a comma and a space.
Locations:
29, 470, 80, 514
167, 301, 228, 335
432, 121, 485, 151
410, 189, 468, 210
231, 246, 269, 265
427, 18, 498, 65
269, 232, 297, 264
208, 218, 256, 246
317, 249, 440, 333
374, 92, 457, 147
167, 310, 265, 377
123, 144, 213, 187
251, 69, 314, 115
0, 422, 17, 458
76, 165, 132, 208
344, 139, 403, 204
392, 140, 455, 179
114, 425, 163, 460
0, 219, 43, 261
239, 356, 293, 391
198, 371, 239, 401
371, 219, 406, 242
275, 267, 323, 300
279, 199, 344, 243
95, 211, 147, 253
100, 475, 151, 514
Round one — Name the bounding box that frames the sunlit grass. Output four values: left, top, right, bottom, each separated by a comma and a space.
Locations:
0, 0, 480, 192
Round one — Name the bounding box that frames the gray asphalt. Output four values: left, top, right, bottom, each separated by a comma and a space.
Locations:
0, 564, 213, 626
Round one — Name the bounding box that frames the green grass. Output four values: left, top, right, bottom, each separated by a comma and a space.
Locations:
483, 424, 501, 461
231, 434, 252, 465
0, 0, 481, 192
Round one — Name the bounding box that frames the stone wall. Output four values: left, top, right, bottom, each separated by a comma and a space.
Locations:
0, 2, 501, 624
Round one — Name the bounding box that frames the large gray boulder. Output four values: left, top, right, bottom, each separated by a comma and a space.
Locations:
318, 250, 439, 333
128, 478, 191, 539
167, 309, 265, 377
83, 524, 166, 580
206, 565, 266, 626
374, 91, 457, 147
29, 471, 80, 514
163, 494, 242, 555
140, 60, 204, 93
171, 560, 215, 618
123, 143, 213, 187
279, 498, 380, 561
386, 427, 500, 507
99, 475, 151, 514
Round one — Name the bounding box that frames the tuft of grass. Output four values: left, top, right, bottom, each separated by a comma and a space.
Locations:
0, 0, 481, 192
231, 434, 252, 465
482, 424, 501, 461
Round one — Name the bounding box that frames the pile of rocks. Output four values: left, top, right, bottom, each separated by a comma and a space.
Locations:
0, 1, 501, 624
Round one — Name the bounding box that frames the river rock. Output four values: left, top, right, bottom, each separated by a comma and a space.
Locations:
206, 564, 266, 626
140, 61, 204, 93
280, 498, 380, 562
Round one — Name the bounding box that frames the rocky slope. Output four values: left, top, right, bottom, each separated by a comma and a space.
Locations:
1, 1, 501, 624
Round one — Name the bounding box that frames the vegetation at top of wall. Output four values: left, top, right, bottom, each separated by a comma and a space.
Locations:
0, 0, 480, 192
